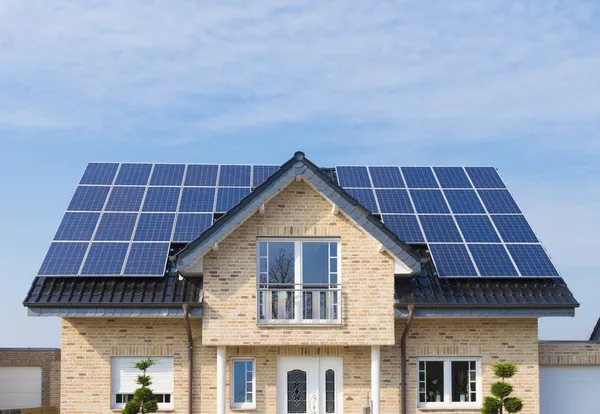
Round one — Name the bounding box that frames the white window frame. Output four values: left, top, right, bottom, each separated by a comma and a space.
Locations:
230, 358, 256, 410
256, 238, 342, 325
416, 357, 481, 410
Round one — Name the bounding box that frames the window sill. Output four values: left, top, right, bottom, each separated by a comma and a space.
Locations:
257, 320, 341, 327
231, 405, 256, 411
418, 404, 480, 411
112, 410, 174, 413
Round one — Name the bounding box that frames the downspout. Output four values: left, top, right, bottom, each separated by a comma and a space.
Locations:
183, 304, 194, 414
401, 305, 415, 414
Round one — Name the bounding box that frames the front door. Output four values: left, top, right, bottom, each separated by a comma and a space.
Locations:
277, 357, 343, 414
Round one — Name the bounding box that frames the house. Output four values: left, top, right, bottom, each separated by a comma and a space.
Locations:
23, 151, 581, 414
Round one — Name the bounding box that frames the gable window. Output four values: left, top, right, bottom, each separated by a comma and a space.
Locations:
417, 357, 480, 409
257, 240, 341, 324
111, 356, 174, 410
231, 359, 256, 409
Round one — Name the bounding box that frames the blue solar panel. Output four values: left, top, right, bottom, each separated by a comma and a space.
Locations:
345, 188, 378, 213
492, 215, 539, 243
466, 167, 506, 188
369, 166, 405, 188
219, 165, 251, 187
429, 244, 478, 277
104, 187, 145, 212
179, 188, 216, 213
123, 243, 170, 276
38, 242, 89, 275
382, 215, 425, 243
507, 244, 559, 277
115, 163, 152, 185
80, 163, 119, 185
468, 244, 518, 276
94, 213, 137, 241
142, 187, 180, 212
375, 189, 414, 213
401, 167, 438, 188
184, 164, 218, 186
410, 190, 450, 214
444, 190, 485, 214
253, 165, 279, 187
433, 167, 472, 188
216, 187, 251, 212
150, 164, 185, 186
80, 243, 128, 275
68, 186, 110, 211
336, 166, 371, 188
172, 213, 213, 242
54, 212, 100, 241
478, 190, 521, 213
134, 213, 175, 241
455, 215, 501, 243
419, 215, 463, 242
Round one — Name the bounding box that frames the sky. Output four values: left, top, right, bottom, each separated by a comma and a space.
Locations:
1, 0, 599, 347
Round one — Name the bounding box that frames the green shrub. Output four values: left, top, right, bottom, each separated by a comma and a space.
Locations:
481, 362, 523, 414
490, 382, 513, 398
122, 357, 158, 414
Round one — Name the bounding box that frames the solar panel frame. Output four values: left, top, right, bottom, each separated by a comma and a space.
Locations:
428, 244, 478, 277
506, 244, 559, 277
382, 215, 425, 244
218, 165, 251, 187
215, 187, 251, 213
455, 215, 501, 243
375, 189, 414, 214
38, 242, 89, 276
466, 167, 506, 188
401, 167, 439, 188
468, 244, 518, 277
142, 187, 181, 212
114, 163, 153, 186
150, 164, 186, 186
369, 166, 405, 188
345, 188, 379, 213
179, 187, 217, 213
410, 190, 450, 214
444, 190, 486, 214
93, 213, 138, 241
104, 186, 145, 212
492, 215, 539, 243
336, 166, 371, 188
433, 167, 472, 188
123, 243, 170, 276
184, 164, 218, 186
478, 190, 522, 214
54, 212, 100, 241
68, 186, 111, 211
133, 213, 176, 241
418, 215, 463, 243
172, 213, 213, 243
252, 165, 279, 187
79, 163, 119, 185
80, 242, 129, 276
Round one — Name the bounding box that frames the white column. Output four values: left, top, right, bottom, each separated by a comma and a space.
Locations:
217, 346, 226, 414
371, 345, 381, 414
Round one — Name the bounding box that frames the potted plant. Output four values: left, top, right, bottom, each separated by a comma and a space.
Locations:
481, 362, 523, 414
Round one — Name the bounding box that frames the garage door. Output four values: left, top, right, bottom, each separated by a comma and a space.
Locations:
540, 365, 600, 414
0, 366, 42, 409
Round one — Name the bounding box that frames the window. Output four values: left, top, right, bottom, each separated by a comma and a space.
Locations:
417, 357, 480, 408
111, 356, 174, 410
257, 240, 341, 323
231, 359, 255, 410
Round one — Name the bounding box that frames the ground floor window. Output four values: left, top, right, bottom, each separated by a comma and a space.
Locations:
111, 356, 174, 410
417, 357, 480, 408
231, 358, 256, 410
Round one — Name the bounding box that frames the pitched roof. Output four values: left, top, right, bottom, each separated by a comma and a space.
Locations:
591, 318, 600, 341
175, 151, 421, 274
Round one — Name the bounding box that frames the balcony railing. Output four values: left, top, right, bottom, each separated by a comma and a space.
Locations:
257, 283, 341, 324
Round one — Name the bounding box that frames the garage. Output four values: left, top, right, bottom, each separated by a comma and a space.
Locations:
0, 366, 42, 409
540, 365, 600, 413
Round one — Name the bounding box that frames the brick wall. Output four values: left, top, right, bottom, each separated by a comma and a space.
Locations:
539, 341, 600, 365
197, 180, 396, 346
0, 348, 61, 409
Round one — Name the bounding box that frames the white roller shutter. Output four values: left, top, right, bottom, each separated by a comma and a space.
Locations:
540, 365, 600, 414
0, 366, 42, 409
111, 356, 173, 395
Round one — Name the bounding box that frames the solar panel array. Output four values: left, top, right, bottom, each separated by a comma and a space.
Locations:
38, 163, 279, 277
336, 166, 559, 278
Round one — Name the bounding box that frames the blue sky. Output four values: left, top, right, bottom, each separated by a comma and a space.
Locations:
1, 0, 599, 347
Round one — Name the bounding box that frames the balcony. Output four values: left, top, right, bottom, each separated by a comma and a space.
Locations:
257, 283, 342, 325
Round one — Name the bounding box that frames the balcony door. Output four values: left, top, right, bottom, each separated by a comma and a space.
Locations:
277, 357, 343, 414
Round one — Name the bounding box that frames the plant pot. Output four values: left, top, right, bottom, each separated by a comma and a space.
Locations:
436, 395, 441, 402
460, 394, 466, 402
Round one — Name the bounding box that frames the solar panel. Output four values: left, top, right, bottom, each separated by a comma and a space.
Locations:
253, 165, 279, 187
38, 242, 89, 275
104, 187, 145, 212
478, 190, 521, 214
369, 166, 404, 188
80, 242, 129, 275
150, 164, 185, 186
216, 187, 250, 213
418, 215, 462, 242
94, 213, 137, 241
80, 163, 119, 185
219, 165, 251, 187
115, 163, 152, 186
172, 213, 213, 242
433, 167, 472, 188
410, 190, 450, 214
382, 215, 425, 243
54, 212, 100, 241
123, 243, 170, 276
68, 186, 110, 211
492, 215, 539, 243
444, 190, 485, 214
375, 189, 414, 213
179, 188, 216, 213
429, 244, 477, 277
465, 167, 505, 188
345, 188, 378, 213
401, 167, 438, 188
506, 244, 559, 277
336, 166, 371, 188
468, 244, 518, 276
142, 187, 180, 212
134, 213, 175, 241
184, 164, 218, 186
455, 215, 501, 243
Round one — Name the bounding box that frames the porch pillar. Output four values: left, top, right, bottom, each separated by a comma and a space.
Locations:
371, 345, 380, 414
217, 346, 226, 414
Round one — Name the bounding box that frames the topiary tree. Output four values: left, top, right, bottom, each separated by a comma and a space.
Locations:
481, 362, 523, 414
122, 357, 159, 414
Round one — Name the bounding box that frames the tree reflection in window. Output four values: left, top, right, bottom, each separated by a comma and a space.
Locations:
287, 369, 307, 413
